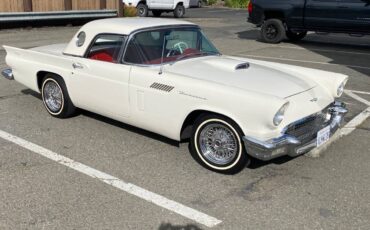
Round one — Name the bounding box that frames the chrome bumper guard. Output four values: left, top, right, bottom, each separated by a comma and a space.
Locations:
1, 68, 14, 80
243, 101, 348, 161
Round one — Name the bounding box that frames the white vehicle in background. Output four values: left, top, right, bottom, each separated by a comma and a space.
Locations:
122, 0, 190, 18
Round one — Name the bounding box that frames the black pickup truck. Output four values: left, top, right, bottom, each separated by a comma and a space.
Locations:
248, 0, 370, 43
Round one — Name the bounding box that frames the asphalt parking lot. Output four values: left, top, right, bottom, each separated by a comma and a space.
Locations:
1, 8, 370, 229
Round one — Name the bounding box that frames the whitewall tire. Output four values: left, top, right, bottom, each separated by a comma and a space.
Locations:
190, 114, 248, 174
41, 74, 76, 118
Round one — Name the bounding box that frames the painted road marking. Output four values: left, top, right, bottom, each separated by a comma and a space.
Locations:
307, 90, 370, 157
345, 90, 370, 107
238, 54, 370, 70
347, 90, 370, 96
0, 130, 222, 228
275, 45, 370, 56
206, 9, 238, 13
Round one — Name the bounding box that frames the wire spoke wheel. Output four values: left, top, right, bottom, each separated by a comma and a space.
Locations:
198, 123, 238, 165
43, 80, 63, 113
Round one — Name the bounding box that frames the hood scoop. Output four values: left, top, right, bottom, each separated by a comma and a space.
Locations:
204, 58, 250, 72
235, 62, 250, 70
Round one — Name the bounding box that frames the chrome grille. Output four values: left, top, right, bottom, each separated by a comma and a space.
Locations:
284, 106, 332, 144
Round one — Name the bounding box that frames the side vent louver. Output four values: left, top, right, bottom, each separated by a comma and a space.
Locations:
235, 62, 250, 70
150, 83, 174, 92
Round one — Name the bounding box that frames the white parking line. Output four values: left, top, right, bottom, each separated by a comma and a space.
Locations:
307, 90, 370, 157
275, 45, 370, 56
238, 54, 370, 70
347, 90, 370, 96
345, 90, 370, 106
206, 9, 237, 13
0, 130, 222, 228
340, 90, 370, 134
307, 106, 370, 157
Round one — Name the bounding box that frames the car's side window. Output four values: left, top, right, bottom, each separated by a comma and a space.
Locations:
124, 30, 164, 65
86, 34, 126, 63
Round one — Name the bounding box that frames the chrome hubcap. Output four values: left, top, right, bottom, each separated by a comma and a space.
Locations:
198, 123, 238, 165
43, 80, 63, 113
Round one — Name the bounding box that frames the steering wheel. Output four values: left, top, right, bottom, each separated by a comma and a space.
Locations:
173, 41, 188, 54
166, 41, 189, 57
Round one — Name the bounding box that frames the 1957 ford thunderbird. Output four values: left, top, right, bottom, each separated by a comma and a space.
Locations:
2, 18, 348, 173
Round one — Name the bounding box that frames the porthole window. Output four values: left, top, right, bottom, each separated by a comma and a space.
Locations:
76, 32, 86, 47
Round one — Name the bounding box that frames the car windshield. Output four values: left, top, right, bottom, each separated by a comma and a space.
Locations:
123, 27, 220, 65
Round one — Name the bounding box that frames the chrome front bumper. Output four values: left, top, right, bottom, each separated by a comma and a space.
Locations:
1, 68, 14, 80
243, 101, 348, 161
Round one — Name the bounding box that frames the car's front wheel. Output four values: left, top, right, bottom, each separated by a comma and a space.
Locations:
190, 114, 248, 174
260, 19, 285, 43
41, 74, 76, 118
136, 3, 148, 17
174, 4, 185, 18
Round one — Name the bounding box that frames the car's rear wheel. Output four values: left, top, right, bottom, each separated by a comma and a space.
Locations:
152, 10, 162, 17
174, 4, 185, 18
261, 19, 285, 43
190, 114, 249, 174
137, 3, 148, 17
41, 74, 76, 118
286, 29, 307, 42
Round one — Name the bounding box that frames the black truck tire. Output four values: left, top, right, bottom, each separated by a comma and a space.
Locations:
174, 4, 185, 18
286, 29, 307, 42
261, 19, 285, 43
136, 3, 148, 17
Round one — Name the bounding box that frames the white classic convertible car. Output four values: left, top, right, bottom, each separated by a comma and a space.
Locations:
2, 18, 348, 173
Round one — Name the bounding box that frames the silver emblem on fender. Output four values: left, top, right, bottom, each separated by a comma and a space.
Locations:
310, 97, 318, 102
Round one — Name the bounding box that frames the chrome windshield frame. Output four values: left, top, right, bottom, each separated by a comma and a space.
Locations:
120, 25, 221, 67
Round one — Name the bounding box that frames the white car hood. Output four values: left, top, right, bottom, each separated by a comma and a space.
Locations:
168, 55, 317, 98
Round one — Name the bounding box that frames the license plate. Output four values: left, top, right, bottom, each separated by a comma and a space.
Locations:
317, 126, 331, 147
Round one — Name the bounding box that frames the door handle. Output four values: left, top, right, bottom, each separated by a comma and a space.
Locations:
338, 6, 348, 9
72, 62, 84, 69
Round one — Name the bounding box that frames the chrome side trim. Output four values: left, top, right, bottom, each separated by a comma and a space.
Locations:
1, 68, 14, 80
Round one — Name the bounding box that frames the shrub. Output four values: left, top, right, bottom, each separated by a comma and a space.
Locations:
225, 0, 249, 8
124, 6, 137, 17
207, 0, 217, 6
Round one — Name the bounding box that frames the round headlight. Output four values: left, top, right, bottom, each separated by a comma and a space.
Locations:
273, 102, 289, 126
337, 81, 346, 97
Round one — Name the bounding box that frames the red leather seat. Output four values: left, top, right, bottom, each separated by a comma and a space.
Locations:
88, 48, 116, 63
